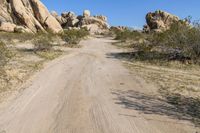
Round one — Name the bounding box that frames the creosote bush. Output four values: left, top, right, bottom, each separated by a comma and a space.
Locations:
33, 32, 54, 52
113, 21, 200, 64
0, 41, 12, 84
145, 21, 200, 63
114, 29, 143, 42
61, 28, 89, 45
0, 41, 12, 67
0, 32, 34, 43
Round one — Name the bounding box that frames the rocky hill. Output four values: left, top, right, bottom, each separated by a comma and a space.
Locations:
0, 0, 109, 34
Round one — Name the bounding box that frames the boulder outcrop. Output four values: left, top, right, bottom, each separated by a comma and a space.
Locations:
143, 10, 180, 32
0, 0, 63, 33
53, 10, 110, 34
0, 1, 109, 34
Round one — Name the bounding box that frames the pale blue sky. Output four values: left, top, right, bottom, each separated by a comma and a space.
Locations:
41, 0, 200, 28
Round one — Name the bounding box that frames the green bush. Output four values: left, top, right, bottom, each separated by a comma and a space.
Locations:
145, 21, 200, 62
114, 29, 143, 42
61, 28, 89, 45
0, 41, 12, 84
33, 33, 54, 52
0, 32, 34, 43
0, 42, 12, 67
113, 20, 200, 64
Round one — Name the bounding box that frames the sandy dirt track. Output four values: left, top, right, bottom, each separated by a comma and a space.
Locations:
0, 37, 198, 133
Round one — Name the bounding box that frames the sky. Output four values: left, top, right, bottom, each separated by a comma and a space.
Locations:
41, 0, 200, 29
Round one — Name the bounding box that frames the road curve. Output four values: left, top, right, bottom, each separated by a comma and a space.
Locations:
0, 37, 198, 133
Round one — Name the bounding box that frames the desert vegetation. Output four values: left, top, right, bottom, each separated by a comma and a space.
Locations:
60, 28, 89, 47
112, 20, 200, 64
0, 29, 89, 102
111, 18, 200, 125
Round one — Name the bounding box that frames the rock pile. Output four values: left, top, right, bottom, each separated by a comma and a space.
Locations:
0, 0, 63, 33
143, 10, 180, 33
52, 10, 110, 34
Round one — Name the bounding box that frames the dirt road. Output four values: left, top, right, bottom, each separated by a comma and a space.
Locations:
0, 37, 198, 133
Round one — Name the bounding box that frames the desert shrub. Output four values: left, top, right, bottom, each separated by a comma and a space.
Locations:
0, 42, 12, 67
144, 21, 200, 63
0, 32, 34, 43
33, 33, 54, 52
114, 29, 144, 42
113, 20, 200, 64
61, 28, 89, 45
0, 41, 12, 85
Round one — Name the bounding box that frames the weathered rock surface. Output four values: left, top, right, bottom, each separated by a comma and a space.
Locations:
14, 26, 32, 33
0, 0, 63, 33
0, 22, 16, 32
143, 10, 180, 32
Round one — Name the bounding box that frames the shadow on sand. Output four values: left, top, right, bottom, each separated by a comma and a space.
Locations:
107, 50, 200, 126
112, 89, 200, 127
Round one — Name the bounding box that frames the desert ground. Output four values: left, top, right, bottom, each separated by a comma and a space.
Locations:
0, 37, 199, 133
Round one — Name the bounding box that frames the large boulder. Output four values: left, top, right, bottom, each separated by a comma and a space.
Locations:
0, 0, 63, 33
79, 11, 109, 33
26, 0, 63, 33
79, 14, 109, 34
11, 0, 45, 33
144, 10, 180, 32
62, 12, 79, 28
79, 16, 109, 29
94, 15, 107, 22
44, 15, 63, 33
14, 26, 32, 33
0, 22, 16, 32
0, 0, 14, 23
